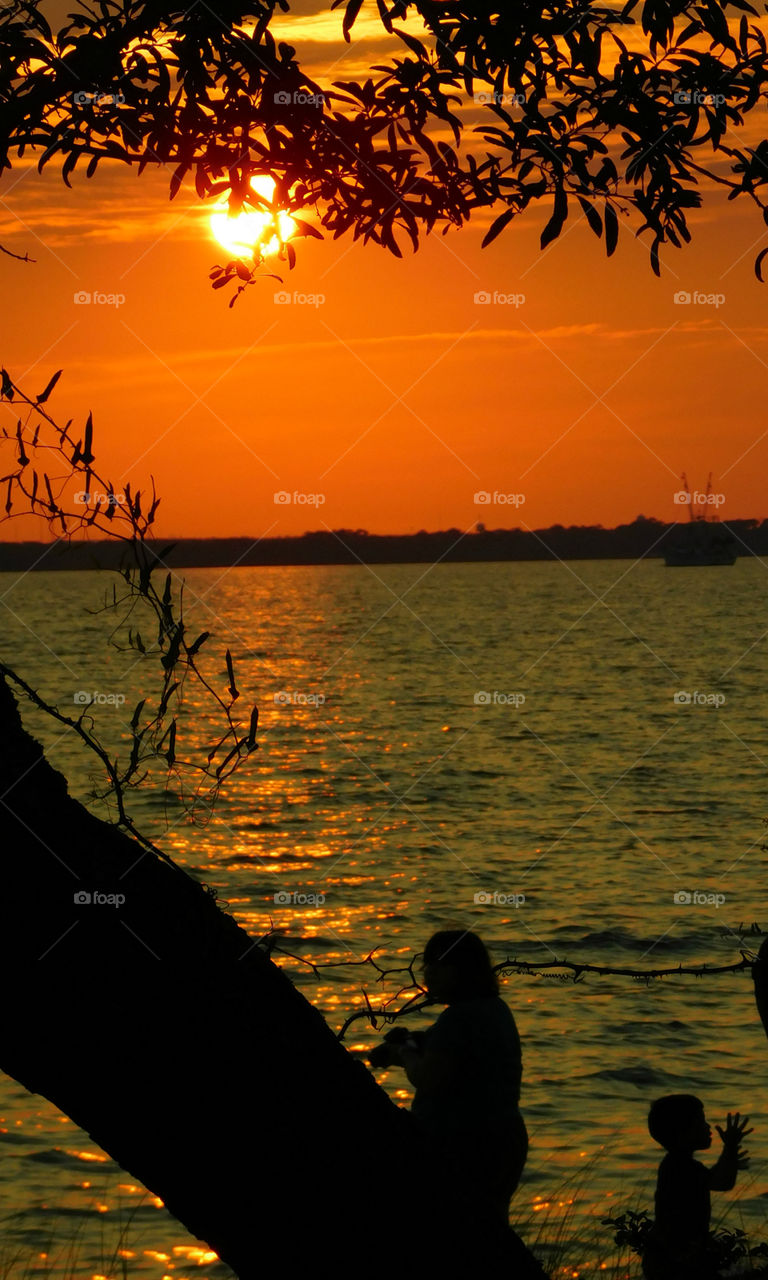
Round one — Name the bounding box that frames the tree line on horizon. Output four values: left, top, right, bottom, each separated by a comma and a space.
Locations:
1, 514, 767, 570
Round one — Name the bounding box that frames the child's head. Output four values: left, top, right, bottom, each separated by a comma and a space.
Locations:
648, 1094, 712, 1153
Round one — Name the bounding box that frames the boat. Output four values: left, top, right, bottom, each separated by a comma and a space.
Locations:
664, 474, 737, 566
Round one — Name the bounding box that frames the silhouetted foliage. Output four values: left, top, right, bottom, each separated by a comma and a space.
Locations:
604, 1209, 768, 1271
2, 0, 768, 298
0, 370, 259, 848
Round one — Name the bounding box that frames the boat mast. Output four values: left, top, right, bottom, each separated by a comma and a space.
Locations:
680, 472, 693, 522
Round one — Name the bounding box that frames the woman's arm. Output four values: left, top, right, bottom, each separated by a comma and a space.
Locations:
393, 1014, 464, 1090
396, 1039, 431, 1088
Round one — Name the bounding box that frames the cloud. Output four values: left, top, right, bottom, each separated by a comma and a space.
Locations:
43, 323, 683, 398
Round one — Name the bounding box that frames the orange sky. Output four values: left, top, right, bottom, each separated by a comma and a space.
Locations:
1, 3, 768, 539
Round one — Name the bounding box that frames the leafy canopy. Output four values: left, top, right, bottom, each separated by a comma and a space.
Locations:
2, 0, 768, 290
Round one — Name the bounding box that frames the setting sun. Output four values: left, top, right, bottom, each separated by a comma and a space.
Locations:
209, 176, 296, 259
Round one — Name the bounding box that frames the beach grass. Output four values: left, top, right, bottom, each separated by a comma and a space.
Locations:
2, 1191, 768, 1280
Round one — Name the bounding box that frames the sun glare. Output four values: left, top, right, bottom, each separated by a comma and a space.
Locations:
209, 176, 296, 259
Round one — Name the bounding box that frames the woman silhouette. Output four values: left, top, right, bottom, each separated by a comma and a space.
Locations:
370, 929, 529, 1226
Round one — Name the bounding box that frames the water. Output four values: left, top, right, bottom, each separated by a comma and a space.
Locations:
1, 559, 767, 1278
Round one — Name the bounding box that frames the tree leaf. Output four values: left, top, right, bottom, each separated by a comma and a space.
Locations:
225, 649, 239, 701
187, 630, 210, 658
605, 203, 619, 256
481, 205, 517, 248
577, 196, 602, 238
36, 369, 63, 404
343, 0, 364, 42
247, 704, 259, 749
541, 187, 567, 249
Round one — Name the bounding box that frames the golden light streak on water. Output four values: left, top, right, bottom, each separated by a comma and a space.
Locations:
172, 1246, 220, 1263
4, 562, 767, 1275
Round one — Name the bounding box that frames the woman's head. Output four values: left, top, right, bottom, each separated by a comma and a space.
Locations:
422, 930, 499, 1002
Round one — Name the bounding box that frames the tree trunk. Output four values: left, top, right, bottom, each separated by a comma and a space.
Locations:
753, 936, 768, 1040
0, 674, 532, 1275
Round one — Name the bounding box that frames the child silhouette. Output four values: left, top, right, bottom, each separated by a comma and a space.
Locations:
642, 1094, 751, 1280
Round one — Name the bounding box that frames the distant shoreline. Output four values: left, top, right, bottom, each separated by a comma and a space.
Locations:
1, 518, 767, 571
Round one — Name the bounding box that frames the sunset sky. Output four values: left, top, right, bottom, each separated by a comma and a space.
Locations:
2, 1, 768, 539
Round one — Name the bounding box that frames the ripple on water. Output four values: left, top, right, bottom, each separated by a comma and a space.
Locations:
2, 560, 767, 1270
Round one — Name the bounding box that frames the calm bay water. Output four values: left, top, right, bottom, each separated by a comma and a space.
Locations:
1, 558, 767, 1278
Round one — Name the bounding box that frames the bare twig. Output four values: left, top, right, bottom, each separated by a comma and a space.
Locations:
255, 935, 762, 1041
0, 368, 259, 843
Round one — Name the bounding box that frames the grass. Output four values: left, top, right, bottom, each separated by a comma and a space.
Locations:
0, 1198, 231, 1280
512, 1159, 640, 1278
510, 1160, 768, 1280
2, 1185, 768, 1280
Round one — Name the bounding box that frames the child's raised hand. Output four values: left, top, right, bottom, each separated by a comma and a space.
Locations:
716, 1112, 753, 1161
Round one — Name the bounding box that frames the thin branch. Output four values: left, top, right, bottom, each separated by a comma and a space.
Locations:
0, 242, 35, 263
255, 935, 763, 1041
